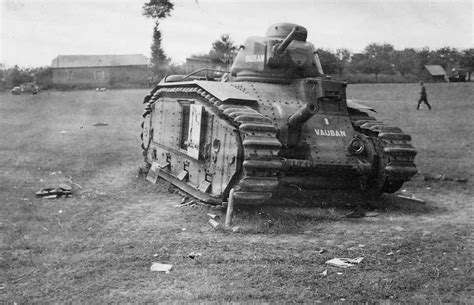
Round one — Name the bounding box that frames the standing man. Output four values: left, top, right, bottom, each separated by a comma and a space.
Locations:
417, 81, 432, 110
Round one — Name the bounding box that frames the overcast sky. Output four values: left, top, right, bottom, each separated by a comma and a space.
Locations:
0, 0, 472, 67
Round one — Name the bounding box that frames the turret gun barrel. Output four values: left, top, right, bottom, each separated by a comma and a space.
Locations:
288, 100, 319, 128
275, 26, 300, 54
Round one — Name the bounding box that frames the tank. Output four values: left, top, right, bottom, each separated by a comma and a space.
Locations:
140, 23, 417, 205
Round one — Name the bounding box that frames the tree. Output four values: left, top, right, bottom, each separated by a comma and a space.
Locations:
210, 34, 237, 66
392, 48, 419, 77
316, 49, 338, 75
142, 0, 174, 77
460, 48, 474, 80
359, 43, 395, 80
335, 48, 351, 79
430, 47, 462, 70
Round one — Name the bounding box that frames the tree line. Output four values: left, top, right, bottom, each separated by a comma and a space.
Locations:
317, 44, 473, 82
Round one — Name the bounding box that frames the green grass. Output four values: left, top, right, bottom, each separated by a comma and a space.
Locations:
0, 85, 473, 303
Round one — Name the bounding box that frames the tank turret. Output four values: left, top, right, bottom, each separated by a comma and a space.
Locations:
231, 23, 324, 83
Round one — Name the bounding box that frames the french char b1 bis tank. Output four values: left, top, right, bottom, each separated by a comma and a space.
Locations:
140, 23, 417, 205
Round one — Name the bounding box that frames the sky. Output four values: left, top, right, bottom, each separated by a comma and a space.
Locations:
0, 0, 472, 67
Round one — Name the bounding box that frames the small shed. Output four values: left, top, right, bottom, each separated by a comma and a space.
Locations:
51, 54, 149, 88
422, 65, 448, 82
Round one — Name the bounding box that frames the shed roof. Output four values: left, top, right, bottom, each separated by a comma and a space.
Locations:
424, 65, 446, 76
51, 54, 148, 68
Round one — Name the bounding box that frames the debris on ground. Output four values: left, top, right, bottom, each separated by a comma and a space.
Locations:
325, 257, 364, 268
208, 218, 221, 230
207, 213, 218, 219
59, 130, 67, 134
150, 263, 173, 274
232, 226, 241, 233
364, 211, 380, 217
176, 200, 195, 208
397, 194, 425, 204
187, 252, 202, 259
36, 185, 73, 198
93, 122, 109, 127
316, 248, 326, 254
424, 173, 468, 183
321, 269, 328, 276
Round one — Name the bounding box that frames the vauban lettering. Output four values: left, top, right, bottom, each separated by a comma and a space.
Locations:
314, 129, 347, 137
245, 54, 265, 63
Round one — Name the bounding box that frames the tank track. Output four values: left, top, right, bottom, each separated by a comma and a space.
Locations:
352, 119, 417, 193
141, 84, 282, 204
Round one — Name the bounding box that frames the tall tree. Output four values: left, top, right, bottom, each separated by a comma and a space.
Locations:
392, 48, 419, 77
210, 34, 237, 66
460, 48, 474, 80
142, 0, 174, 77
316, 49, 338, 75
335, 48, 351, 79
360, 43, 395, 80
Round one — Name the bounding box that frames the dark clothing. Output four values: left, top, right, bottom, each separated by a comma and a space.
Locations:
417, 84, 431, 110
420, 85, 427, 97
417, 96, 431, 110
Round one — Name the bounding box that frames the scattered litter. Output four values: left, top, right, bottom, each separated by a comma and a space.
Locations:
20, 198, 29, 201
386, 251, 394, 256
95, 87, 107, 91
358, 244, 365, 248
364, 211, 380, 217
208, 218, 221, 230
181, 228, 186, 231
59, 130, 67, 134
232, 226, 241, 233
337, 272, 343, 275
424, 173, 468, 183
153, 253, 159, 257
207, 213, 218, 219
321, 269, 328, 276
177, 200, 195, 208
316, 248, 325, 254
397, 194, 425, 204
58, 209, 63, 214
36, 185, 72, 199
59, 183, 72, 191
326, 257, 364, 268
93, 122, 109, 127
150, 263, 173, 274
187, 252, 202, 259
401, 189, 407, 193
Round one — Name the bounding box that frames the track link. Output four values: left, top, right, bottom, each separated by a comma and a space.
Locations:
353, 119, 417, 193
141, 84, 282, 204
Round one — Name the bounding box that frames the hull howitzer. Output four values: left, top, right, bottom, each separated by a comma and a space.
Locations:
140, 23, 417, 205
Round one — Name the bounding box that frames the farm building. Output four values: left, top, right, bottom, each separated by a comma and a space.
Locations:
51, 54, 149, 88
422, 65, 448, 82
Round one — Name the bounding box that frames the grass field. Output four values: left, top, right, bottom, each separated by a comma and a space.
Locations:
1, 83, 473, 303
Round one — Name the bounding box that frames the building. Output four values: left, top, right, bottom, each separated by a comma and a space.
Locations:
422, 65, 448, 82
51, 54, 149, 88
